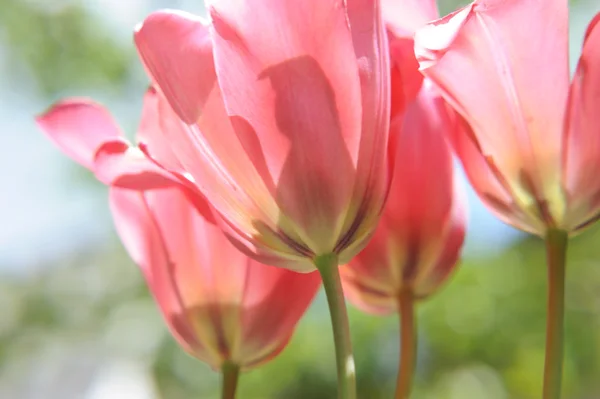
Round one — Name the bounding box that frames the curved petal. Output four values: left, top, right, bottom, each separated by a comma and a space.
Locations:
133, 10, 312, 262
134, 10, 215, 124
136, 87, 185, 174
384, 82, 458, 284
341, 83, 467, 313
562, 13, 600, 230
108, 187, 206, 360
446, 98, 542, 234
149, 94, 309, 264
339, 0, 393, 252
216, 215, 314, 272
415, 0, 569, 225
208, 0, 363, 253
110, 185, 318, 370
235, 264, 321, 367
94, 140, 176, 189
340, 217, 403, 315
413, 178, 467, 298
388, 34, 423, 121
36, 99, 122, 169
383, 0, 439, 35
148, 190, 319, 369
145, 186, 249, 367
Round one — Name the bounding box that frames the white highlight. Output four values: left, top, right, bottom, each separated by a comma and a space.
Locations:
346, 356, 356, 378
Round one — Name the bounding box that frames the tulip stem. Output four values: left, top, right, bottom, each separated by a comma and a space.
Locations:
543, 228, 568, 399
395, 289, 416, 399
221, 361, 240, 399
315, 253, 356, 399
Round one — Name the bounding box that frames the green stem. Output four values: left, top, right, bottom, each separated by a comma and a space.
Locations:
395, 289, 416, 399
221, 362, 240, 399
542, 228, 568, 399
314, 253, 357, 399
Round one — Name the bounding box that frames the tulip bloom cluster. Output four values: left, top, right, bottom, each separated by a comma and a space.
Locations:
35, 0, 600, 398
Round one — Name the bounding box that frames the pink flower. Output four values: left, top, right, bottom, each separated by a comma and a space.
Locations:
340, 81, 467, 313
37, 92, 320, 370
121, 0, 393, 272
414, 0, 600, 235
110, 185, 321, 370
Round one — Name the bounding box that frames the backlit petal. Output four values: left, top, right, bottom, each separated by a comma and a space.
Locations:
134, 12, 308, 262
383, 0, 439, 34
93, 139, 177, 189
562, 13, 600, 230
134, 10, 215, 124
136, 87, 185, 174
415, 0, 569, 227
340, 0, 393, 253
36, 99, 122, 169
208, 0, 363, 253
109, 187, 206, 359
236, 264, 321, 367
341, 82, 467, 312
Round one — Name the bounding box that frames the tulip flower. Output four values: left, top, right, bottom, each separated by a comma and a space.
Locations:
82, 1, 396, 396
110, 185, 321, 397
341, 80, 467, 399
36, 92, 321, 398
414, 1, 600, 397
128, 1, 392, 274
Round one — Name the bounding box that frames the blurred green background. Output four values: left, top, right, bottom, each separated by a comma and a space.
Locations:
1, 0, 600, 398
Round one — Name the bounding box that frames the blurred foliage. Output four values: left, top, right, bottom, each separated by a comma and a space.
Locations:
3, 0, 600, 398
0, 0, 133, 95
4, 224, 600, 398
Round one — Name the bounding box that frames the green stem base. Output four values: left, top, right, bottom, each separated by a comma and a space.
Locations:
395, 289, 416, 399
315, 253, 357, 399
221, 362, 240, 399
543, 228, 568, 399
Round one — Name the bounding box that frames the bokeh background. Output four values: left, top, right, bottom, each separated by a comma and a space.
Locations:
2, 0, 600, 398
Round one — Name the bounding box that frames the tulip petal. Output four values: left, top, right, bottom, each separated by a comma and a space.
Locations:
136, 87, 185, 174
383, 83, 458, 287
134, 11, 313, 260
413, 178, 467, 298
148, 93, 310, 263
145, 187, 249, 364
208, 0, 363, 253
109, 187, 205, 358
134, 10, 215, 124
563, 13, 600, 230
36, 99, 122, 169
449, 110, 541, 234
341, 83, 468, 312
415, 0, 569, 217
388, 34, 423, 121
383, 0, 439, 34
387, 84, 453, 228
111, 186, 319, 369
339, 0, 393, 249
93, 140, 176, 189
236, 264, 321, 367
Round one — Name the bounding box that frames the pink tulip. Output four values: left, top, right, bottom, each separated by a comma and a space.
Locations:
110, 0, 394, 272
110, 185, 321, 370
340, 80, 467, 314
36, 91, 320, 371
339, 0, 467, 313
414, 0, 600, 236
